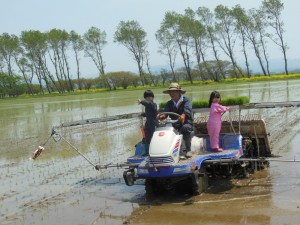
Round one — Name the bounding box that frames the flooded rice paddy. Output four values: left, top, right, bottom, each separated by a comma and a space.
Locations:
1, 80, 300, 225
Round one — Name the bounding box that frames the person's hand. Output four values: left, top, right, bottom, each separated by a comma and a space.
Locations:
179, 114, 186, 124
156, 114, 166, 120
137, 99, 141, 104
227, 106, 230, 111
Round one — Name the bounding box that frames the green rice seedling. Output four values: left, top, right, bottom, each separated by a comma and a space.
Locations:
159, 96, 249, 109
221, 96, 250, 106
192, 100, 209, 108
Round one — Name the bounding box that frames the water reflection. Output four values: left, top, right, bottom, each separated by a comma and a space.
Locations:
1, 79, 300, 224
1, 79, 300, 161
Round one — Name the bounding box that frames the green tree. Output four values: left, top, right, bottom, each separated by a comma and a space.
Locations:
255, 9, 271, 76
114, 20, 148, 86
14, 57, 35, 95
214, 5, 243, 78
83, 27, 107, 75
2, 34, 36, 94
107, 71, 139, 89
232, 5, 252, 77
184, 8, 208, 80
79, 78, 94, 90
0, 33, 19, 86
47, 29, 73, 92
262, 0, 288, 74
0, 72, 24, 97
83, 27, 109, 89
70, 30, 84, 90
245, 9, 268, 76
196, 7, 225, 80
20, 30, 54, 94
156, 27, 178, 82
160, 11, 194, 83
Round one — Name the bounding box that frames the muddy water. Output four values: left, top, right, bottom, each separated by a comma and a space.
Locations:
1, 80, 300, 225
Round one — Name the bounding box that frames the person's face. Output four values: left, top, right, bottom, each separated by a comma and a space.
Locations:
145, 96, 153, 101
213, 96, 220, 103
169, 91, 181, 102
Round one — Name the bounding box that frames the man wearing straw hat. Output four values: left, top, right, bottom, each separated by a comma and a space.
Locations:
157, 83, 194, 159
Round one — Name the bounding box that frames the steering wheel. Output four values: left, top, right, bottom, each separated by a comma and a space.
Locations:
158, 112, 180, 124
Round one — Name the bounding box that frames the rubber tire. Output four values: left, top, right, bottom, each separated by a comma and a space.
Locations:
123, 170, 134, 186
192, 169, 208, 195
145, 179, 164, 196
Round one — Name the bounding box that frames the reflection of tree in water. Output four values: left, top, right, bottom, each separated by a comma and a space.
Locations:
52, 117, 141, 160
2, 80, 300, 225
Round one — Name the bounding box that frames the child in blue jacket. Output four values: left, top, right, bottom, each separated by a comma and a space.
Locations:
138, 90, 158, 155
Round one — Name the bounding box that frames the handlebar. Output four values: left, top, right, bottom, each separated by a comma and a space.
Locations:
157, 112, 180, 124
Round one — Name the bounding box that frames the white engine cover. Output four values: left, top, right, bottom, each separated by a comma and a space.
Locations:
149, 127, 182, 164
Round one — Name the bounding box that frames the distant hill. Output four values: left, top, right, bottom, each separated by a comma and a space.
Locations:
246, 58, 300, 74
150, 58, 300, 75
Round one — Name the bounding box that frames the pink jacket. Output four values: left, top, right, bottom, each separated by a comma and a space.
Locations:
207, 102, 228, 149
208, 102, 228, 124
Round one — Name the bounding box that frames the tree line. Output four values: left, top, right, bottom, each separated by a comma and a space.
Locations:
0, 0, 288, 97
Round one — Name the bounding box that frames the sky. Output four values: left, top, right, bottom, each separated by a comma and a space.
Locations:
1, 0, 299, 77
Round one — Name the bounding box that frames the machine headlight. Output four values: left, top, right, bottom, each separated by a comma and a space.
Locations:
137, 168, 149, 174
173, 167, 191, 174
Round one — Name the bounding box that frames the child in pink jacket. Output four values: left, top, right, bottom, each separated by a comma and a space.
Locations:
207, 91, 230, 152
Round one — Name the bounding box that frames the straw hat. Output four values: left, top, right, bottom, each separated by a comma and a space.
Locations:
163, 83, 186, 94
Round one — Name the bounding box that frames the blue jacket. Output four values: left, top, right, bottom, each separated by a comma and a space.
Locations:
163, 95, 193, 126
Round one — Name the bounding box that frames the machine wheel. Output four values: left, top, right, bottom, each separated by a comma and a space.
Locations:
123, 169, 135, 186
174, 178, 191, 195
145, 179, 159, 196
145, 179, 153, 195
224, 165, 233, 179
145, 179, 163, 195
192, 167, 208, 195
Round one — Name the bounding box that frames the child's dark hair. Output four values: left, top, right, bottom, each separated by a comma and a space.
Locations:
144, 90, 154, 98
208, 90, 221, 107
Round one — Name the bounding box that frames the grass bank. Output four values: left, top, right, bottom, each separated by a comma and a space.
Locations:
2, 73, 300, 100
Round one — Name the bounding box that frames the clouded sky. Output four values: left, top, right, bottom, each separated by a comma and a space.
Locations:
1, 0, 299, 77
